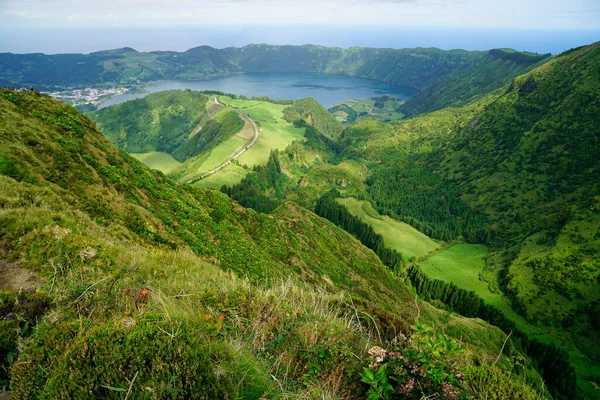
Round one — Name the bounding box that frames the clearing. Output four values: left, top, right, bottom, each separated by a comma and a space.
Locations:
337, 197, 439, 259
130, 152, 181, 174
330, 97, 405, 124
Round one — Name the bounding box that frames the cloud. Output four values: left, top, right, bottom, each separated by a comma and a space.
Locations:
1, 0, 598, 28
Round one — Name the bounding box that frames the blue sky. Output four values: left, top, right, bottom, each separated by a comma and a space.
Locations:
0, 0, 598, 53
2, 0, 598, 28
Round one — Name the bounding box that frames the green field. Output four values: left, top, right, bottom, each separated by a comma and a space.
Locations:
337, 197, 439, 260
130, 152, 181, 174
338, 197, 529, 326
169, 135, 247, 182
421, 244, 495, 299
330, 97, 405, 124
173, 97, 305, 188
220, 97, 306, 168
193, 163, 251, 190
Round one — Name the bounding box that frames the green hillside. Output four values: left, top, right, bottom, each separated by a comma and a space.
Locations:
0, 89, 548, 399
399, 49, 551, 116
437, 42, 600, 366
283, 97, 344, 140
89, 90, 245, 169
212, 42, 600, 398
2, 45, 546, 117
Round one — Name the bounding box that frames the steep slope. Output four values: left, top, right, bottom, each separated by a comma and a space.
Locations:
399, 49, 551, 116
89, 90, 244, 164
438, 43, 600, 348
215, 42, 600, 398
322, 42, 600, 397
0, 90, 546, 398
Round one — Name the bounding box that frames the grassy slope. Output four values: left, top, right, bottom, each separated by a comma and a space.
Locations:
330, 98, 405, 124
223, 97, 306, 167
0, 90, 546, 398
169, 97, 306, 186
332, 43, 600, 397
338, 197, 439, 260
130, 151, 181, 174
90, 90, 245, 175
90, 89, 209, 155
283, 98, 344, 140
193, 163, 251, 190
437, 43, 600, 370
400, 49, 552, 116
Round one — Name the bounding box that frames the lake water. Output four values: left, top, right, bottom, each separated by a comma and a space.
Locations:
98, 72, 417, 109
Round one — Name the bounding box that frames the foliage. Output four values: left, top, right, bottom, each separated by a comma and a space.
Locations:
0, 291, 51, 387
360, 320, 466, 399
283, 97, 344, 140
221, 151, 283, 213
400, 49, 551, 116
367, 165, 490, 243
408, 265, 577, 399
315, 189, 403, 270
10, 321, 238, 399
90, 90, 245, 163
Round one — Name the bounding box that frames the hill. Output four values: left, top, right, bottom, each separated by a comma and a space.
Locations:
213, 42, 600, 398
283, 97, 345, 140
437, 42, 600, 355
399, 49, 551, 116
0, 90, 548, 398
1, 45, 547, 117
89, 90, 244, 168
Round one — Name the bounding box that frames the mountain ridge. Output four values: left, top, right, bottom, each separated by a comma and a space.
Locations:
0, 43, 552, 116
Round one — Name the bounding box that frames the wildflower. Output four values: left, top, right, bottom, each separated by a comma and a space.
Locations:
217, 315, 225, 321
368, 346, 387, 364
441, 383, 459, 400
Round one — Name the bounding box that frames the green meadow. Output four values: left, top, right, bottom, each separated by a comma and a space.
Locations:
220, 97, 306, 168
169, 135, 247, 182
338, 197, 529, 328
130, 152, 181, 174
193, 163, 251, 189
337, 197, 439, 260
330, 98, 405, 124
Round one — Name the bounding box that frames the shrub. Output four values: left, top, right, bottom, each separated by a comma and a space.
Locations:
10, 320, 245, 399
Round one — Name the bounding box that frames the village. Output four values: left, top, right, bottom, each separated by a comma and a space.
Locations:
45, 86, 129, 106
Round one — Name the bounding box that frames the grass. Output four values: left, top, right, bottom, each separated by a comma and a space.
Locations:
331, 98, 405, 124
337, 197, 439, 260
0, 90, 554, 400
170, 135, 247, 182
174, 97, 305, 188
193, 163, 251, 190
421, 245, 493, 300
220, 96, 306, 168
130, 152, 181, 174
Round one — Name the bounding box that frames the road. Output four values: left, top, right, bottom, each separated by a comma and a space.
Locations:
186, 97, 259, 184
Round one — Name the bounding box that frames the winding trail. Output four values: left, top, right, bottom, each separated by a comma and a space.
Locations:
186, 97, 259, 184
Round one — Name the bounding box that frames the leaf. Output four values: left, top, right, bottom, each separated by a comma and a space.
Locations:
100, 384, 127, 392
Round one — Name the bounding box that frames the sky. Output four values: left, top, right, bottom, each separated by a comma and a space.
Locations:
0, 0, 598, 53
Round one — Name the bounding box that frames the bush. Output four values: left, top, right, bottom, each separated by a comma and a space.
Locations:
10, 320, 246, 399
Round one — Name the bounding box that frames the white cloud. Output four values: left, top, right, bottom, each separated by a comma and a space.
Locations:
0, 0, 598, 28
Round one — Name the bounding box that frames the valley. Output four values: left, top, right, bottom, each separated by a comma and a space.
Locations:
0, 38, 598, 400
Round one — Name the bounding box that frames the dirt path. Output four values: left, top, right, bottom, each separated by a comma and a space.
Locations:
0, 260, 41, 291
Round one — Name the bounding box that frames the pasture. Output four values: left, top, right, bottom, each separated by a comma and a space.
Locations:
337, 197, 439, 259
130, 152, 181, 174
